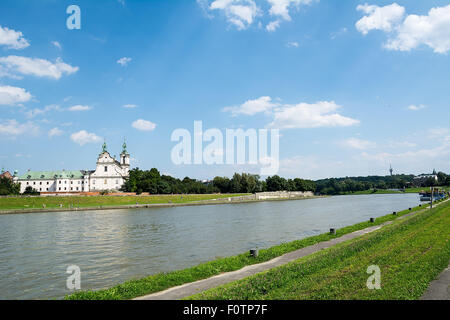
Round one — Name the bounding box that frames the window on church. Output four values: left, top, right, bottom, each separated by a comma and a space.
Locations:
104, 179, 107, 185
104, 166, 108, 172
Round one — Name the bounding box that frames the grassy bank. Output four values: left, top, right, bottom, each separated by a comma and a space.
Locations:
0, 194, 249, 211
66, 201, 430, 300
189, 200, 450, 300
340, 186, 450, 195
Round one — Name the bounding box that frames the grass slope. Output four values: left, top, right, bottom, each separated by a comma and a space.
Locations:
189, 201, 450, 300
66, 202, 430, 300
343, 186, 450, 195
0, 194, 248, 211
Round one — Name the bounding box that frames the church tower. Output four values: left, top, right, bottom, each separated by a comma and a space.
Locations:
120, 140, 130, 175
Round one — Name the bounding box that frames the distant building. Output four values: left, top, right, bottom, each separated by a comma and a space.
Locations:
0, 170, 13, 181
413, 171, 438, 186
13, 142, 130, 193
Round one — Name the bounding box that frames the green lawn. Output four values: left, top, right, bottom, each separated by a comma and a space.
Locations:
66, 201, 433, 300
189, 200, 450, 300
0, 194, 249, 211
342, 186, 450, 195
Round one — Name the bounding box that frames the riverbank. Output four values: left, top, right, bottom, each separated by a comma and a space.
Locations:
2, 187, 443, 215
65, 198, 440, 300
189, 198, 450, 300
338, 186, 450, 195
0, 192, 320, 215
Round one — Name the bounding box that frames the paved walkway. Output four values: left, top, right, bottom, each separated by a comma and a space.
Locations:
421, 264, 450, 300
136, 206, 429, 300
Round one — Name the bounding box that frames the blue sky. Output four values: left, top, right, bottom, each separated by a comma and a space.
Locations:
0, 0, 449, 180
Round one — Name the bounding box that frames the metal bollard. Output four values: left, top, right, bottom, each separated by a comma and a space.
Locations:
250, 249, 259, 258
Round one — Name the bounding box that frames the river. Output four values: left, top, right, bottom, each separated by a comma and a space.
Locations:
0, 193, 420, 300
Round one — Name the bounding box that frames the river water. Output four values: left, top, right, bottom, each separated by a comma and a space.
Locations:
0, 193, 420, 300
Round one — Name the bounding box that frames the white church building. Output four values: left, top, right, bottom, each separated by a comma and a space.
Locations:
14, 142, 130, 194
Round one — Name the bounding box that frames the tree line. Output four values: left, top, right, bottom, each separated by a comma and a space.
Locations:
121, 169, 316, 194
1, 169, 449, 196
316, 172, 450, 195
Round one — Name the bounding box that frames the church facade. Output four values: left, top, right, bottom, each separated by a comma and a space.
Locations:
14, 142, 130, 194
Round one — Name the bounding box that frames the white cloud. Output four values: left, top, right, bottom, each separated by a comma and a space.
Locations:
267, 0, 316, 21
48, 127, 63, 138
341, 137, 376, 150
223, 97, 359, 129
70, 130, 102, 146
0, 85, 32, 105
68, 105, 92, 112
0, 56, 78, 79
386, 140, 417, 148
132, 119, 157, 131
223, 96, 278, 116
277, 155, 353, 180
25, 104, 60, 118
0, 119, 39, 137
201, 0, 316, 31
407, 104, 427, 111
51, 41, 62, 50
356, 3, 405, 35
286, 41, 299, 47
0, 25, 30, 50
428, 127, 450, 138
357, 4, 450, 54
266, 20, 281, 31
117, 57, 132, 66
209, 0, 261, 30
385, 5, 450, 53
362, 144, 450, 163
122, 104, 138, 109
360, 130, 450, 173
269, 101, 360, 129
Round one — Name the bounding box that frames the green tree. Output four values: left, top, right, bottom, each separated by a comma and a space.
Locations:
0, 177, 20, 195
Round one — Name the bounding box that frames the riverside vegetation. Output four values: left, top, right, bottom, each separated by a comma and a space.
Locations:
65, 200, 444, 300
